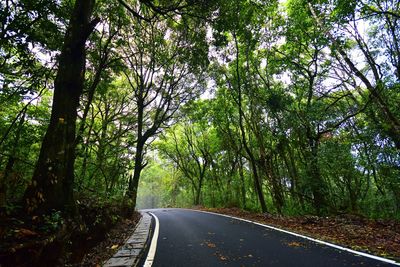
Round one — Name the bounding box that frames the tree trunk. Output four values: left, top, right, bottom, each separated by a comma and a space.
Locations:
23, 0, 97, 215
239, 157, 246, 209
194, 169, 206, 206
281, 146, 298, 199
232, 31, 268, 213
89, 105, 109, 187
305, 134, 328, 214
127, 139, 145, 208
77, 111, 95, 184
194, 187, 201, 206
266, 157, 284, 213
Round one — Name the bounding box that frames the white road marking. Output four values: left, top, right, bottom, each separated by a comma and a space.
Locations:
143, 212, 160, 267
189, 209, 400, 266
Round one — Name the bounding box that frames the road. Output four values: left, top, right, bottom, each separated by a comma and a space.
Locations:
144, 208, 398, 267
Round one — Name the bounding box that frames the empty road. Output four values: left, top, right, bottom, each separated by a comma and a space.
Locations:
143, 208, 399, 267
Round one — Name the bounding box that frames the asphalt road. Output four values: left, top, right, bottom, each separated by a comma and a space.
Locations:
145, 208, 398, 267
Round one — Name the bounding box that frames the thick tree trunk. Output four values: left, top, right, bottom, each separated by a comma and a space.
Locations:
194, 170, 206, 206
127, 139, 145, 208
23, 0, 97, 215
126, 90, 146, 208
194, 187, 201, 206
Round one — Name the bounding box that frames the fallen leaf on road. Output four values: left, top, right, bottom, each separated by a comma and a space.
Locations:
206, 241, 216, 248
196, 207, 400, 260
287, 241, 302, 247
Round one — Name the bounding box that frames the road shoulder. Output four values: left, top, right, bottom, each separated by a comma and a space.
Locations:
103, 212, 152, 267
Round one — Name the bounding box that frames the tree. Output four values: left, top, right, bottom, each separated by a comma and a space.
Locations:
0, 0, 398, 221
23, 0, 98, 215
308, 0, 400, 150
75, 78, 136, 196
121, 9, 208, 207
158, 122, 212, 205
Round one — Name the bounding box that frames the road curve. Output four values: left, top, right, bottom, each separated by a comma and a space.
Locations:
144, 208, 398, 267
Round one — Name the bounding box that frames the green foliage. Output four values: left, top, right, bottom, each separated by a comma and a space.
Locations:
1, 0, 399, 220
145, 0, 400, 219
41, 210, 64, 232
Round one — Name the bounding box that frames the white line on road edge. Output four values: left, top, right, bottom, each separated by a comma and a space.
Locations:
191, 209, 400, 266
143, 212, 159, 267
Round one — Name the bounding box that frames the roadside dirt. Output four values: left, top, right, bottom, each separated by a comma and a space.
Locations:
0, 207, 141, 267
197, 207, 400, 262
78, 211, 141, 267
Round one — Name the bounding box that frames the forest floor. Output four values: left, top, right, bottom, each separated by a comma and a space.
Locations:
78, 211, 141, 267
197, 207, 400, 262
0, 204, 141, 267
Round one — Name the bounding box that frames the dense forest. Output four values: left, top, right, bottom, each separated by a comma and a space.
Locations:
0, 0, 399, 237
137, 0, 400, 218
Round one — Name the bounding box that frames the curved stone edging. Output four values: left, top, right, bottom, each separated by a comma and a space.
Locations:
103, 212, 152, 267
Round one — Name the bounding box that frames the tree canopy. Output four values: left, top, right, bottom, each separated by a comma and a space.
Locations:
0, 0, 399, 220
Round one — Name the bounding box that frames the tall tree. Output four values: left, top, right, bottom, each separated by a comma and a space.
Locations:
122, 12, 208, 207
23, 0, 98, 215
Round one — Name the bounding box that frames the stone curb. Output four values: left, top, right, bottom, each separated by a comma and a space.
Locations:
103, 212, 152, 267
